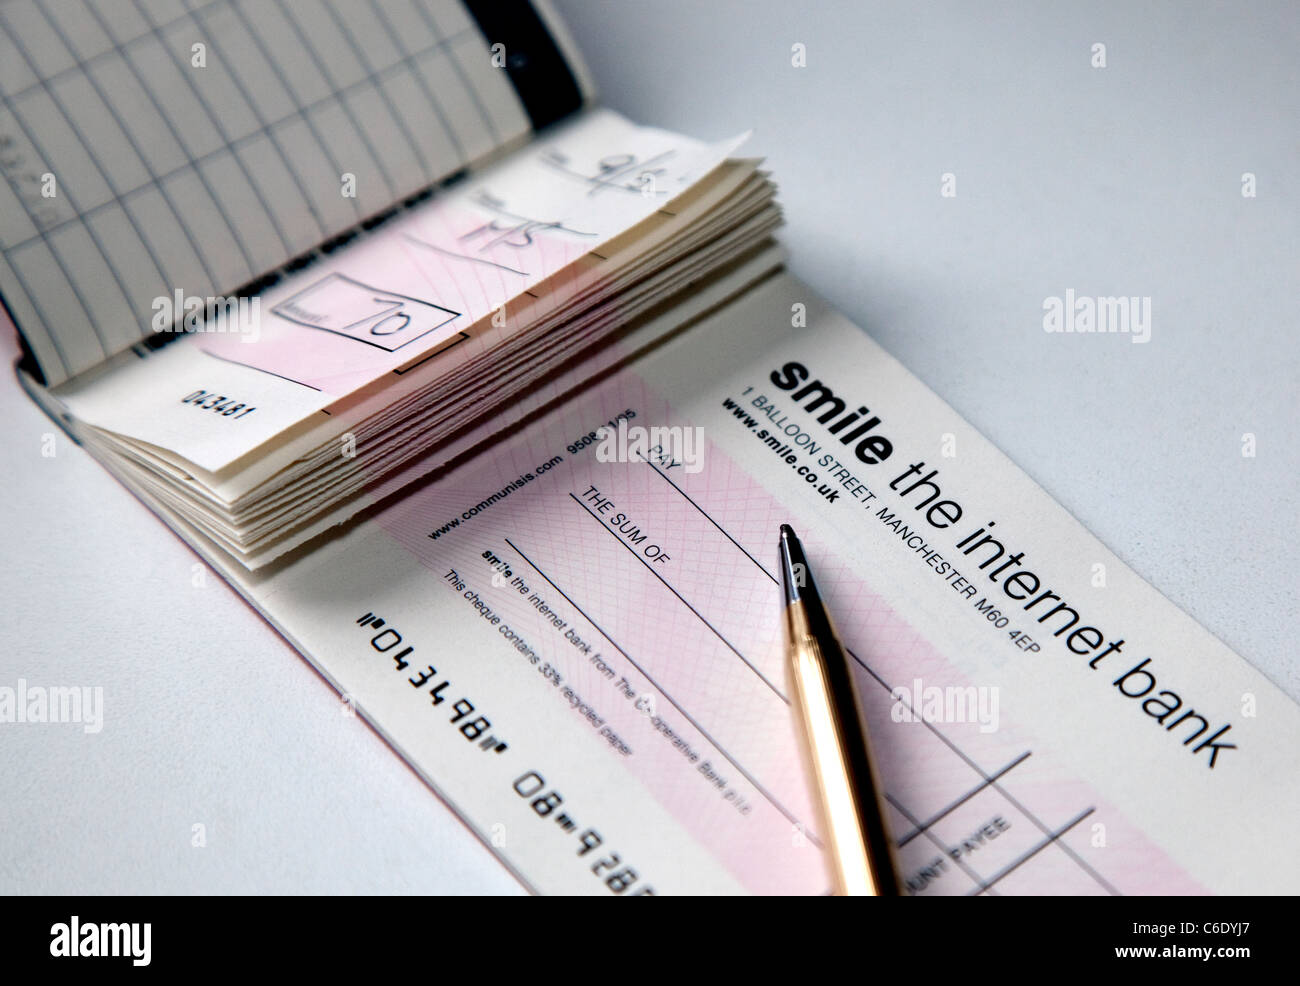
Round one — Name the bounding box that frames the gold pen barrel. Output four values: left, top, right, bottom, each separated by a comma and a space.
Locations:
785, 599, 902, 896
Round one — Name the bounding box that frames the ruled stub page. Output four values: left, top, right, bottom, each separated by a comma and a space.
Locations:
0, 0, 587, 385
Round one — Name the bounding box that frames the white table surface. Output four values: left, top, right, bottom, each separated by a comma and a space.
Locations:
2, 0, 1295, 894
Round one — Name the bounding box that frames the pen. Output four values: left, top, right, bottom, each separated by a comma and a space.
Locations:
778, 523, 902, 896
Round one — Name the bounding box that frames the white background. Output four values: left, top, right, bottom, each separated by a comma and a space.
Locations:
1, 0, 1295, 893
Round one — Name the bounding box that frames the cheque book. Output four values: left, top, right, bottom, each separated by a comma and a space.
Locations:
9, 1, 1299, 897
4, 0, 781, 570
31, 265, 1300, 895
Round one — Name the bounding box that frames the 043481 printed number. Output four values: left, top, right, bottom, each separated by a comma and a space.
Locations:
180, 390, 257, 418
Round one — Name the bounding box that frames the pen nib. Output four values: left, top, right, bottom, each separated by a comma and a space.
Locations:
779, 524, 808, 607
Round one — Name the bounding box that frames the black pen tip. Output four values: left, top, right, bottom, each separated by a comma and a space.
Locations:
778, 524, 808, 606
